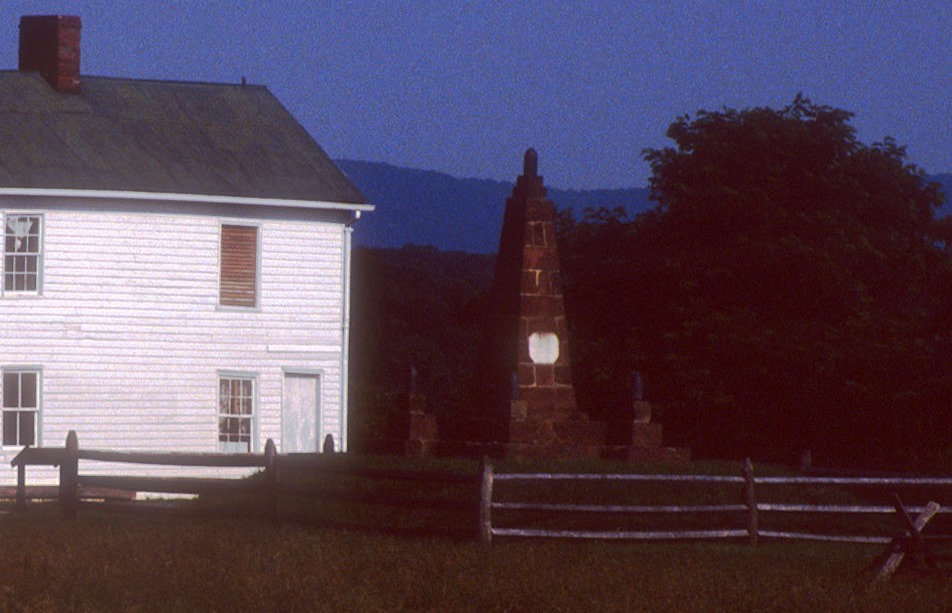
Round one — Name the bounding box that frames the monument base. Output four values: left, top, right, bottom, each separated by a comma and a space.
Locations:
431, 410, 689, 461
381, 395, 439, 458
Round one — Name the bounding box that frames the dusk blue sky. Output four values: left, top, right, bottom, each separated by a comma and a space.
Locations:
3, 1, 950, 190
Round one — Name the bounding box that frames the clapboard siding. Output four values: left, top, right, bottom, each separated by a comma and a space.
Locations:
0, 200, 352, 484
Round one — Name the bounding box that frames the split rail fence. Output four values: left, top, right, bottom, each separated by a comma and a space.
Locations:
9, 431, 952, 557
11, 430, 281, 518
479, 457, 952, 549
10, 431, 475, 526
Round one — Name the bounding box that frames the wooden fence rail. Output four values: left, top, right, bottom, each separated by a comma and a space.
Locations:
11, 431, 282, 516
478, 457, 952, 546
10, 431, 952, 556
10, 431, 476, 521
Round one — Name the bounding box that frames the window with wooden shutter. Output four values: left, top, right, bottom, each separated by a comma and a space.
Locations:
219, 224, 258, 308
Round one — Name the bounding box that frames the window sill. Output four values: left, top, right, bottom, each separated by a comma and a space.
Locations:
216, 304, 261, 313
1, 292, 43, 299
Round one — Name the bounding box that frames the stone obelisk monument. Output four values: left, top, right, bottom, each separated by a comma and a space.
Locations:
469, 148, 605, 456
430, 149, 687, 461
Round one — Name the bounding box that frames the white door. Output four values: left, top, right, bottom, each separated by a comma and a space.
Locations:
282, 373, 320, 453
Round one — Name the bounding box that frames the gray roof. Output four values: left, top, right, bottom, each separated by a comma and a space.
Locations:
0, 71, 366, 204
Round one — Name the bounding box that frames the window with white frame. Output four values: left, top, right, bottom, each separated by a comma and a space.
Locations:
3, 214, 43, 293
218, 376, 254, 452
2, 370, 39, 446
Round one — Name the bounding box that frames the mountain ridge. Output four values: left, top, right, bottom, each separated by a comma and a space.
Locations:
337, 160, 652, 254
337, 160, 952, 254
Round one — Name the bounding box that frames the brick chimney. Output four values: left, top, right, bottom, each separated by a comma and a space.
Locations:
19, 15, 82, 93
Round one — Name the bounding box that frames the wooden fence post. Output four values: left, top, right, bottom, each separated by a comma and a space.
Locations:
479, 456, 494, 544
16, 461, 26, 511
743, 458, 758, 545
60, 430, 79, 520
264, 438, 279, 487
264, 438, 280, 521
875, 497, 941, 581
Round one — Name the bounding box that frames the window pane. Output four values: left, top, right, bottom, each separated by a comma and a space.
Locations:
3, 373, 19, 408
2, 373, 40, 446
3, 411, 17, 445
19, 412, 35, 446
219, 416, 251, 443
20, 373, 37, 408
227, 388, 238, 415
235, 381, 251, 415
219, 417, 234, 439
218, 377, 254, 452
3, 216, 41, 293
219, 380, 229, 410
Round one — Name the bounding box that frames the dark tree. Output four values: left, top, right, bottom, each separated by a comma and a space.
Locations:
347, 246, 494, 451
563, 96, 951, 469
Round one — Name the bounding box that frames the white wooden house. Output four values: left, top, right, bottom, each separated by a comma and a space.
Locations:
0, 16, 372, 484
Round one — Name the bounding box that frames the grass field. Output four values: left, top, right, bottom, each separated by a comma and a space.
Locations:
0, 510, 949, 612
1, 456, 949, 611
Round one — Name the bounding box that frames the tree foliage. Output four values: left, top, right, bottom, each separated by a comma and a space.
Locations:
348, 246, 494, 450
348, 97, 949, 470
561, 96, 951, 469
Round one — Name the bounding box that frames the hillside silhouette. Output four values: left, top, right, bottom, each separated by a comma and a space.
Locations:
337, 159, 652, 253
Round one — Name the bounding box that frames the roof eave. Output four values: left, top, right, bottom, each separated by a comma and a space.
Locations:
0, 187, 375, 213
